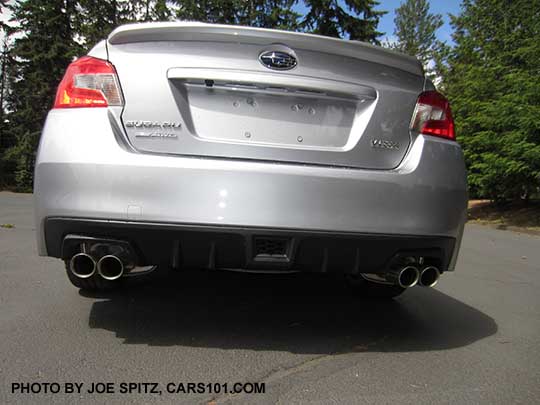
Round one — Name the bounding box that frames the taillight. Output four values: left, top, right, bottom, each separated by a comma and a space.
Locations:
410, 91, 455, 141
53, 56, 123, 108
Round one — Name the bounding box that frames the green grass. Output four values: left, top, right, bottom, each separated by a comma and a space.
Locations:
0, 223, 15, 229
468, 200, 540, 231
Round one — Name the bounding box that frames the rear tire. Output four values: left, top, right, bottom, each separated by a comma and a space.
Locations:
345, 274, 406, 299
64, 260, 118, 291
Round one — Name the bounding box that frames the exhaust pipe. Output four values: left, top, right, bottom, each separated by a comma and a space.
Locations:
419, 266, 440, 287
385, 266, 420, 288
69, 253, 96, 279
97, 255, 124, 281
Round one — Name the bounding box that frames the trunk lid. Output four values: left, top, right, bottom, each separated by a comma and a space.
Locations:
107, 22, 424, 170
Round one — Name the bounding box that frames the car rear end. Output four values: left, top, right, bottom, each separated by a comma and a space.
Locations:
34, 22, 467, 294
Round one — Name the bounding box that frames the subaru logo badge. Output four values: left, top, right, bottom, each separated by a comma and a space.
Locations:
259, 50, 297, 71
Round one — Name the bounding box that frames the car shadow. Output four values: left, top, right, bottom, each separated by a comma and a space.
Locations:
85, 269, 497, 354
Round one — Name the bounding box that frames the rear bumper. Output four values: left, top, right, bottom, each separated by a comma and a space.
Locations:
45, 218, 455, 274
35, 109, 467, 270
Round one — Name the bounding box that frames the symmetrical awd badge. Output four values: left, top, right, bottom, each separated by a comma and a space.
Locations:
125, 120, 182, 139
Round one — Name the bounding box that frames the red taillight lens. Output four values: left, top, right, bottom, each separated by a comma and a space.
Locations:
53, 56, 123, 108
410, 91, 455, 140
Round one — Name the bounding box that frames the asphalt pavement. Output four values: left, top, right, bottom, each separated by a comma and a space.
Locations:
1, 191, 539, 404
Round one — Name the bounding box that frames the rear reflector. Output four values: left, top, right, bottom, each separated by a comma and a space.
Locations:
410, 91, 455, 140
53, 56, 123, 108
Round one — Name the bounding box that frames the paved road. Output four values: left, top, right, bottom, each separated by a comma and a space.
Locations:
1, 192, 539, 404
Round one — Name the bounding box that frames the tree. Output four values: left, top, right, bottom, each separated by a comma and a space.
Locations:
301, 0, 386, 43
240, 0, 300, 30
444, 0, 540, 202
76, 1, 175, 52
1, 0, 11, 125
0, 38, 10, 119
148, 0, 174, 21
3, 0, 81, 191
0, 1, 13, 186
174, 0, 300, 30
175, 0, 239, 24
76, 0, 133, 50
1, 0, 11, 130
0, 35, 13, 154
0, 0, 8, 31
391, 0, 443, 77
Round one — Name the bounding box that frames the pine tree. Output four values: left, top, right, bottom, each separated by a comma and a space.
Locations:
0, 36, 13, 154
239, 0, 300, 30
76, 0, 132, 50
0, 0, 10, 126
77, 1, 175, 51
391, 0, 443, 76
4, 0, 81, 191
445, 0, 540, 201
0, 1, 13, 186
175, 0, 243, 24
175, 0, 299, 30
0, 0, 8, 31
140, 0, 174, 21
301, 0, 386, 43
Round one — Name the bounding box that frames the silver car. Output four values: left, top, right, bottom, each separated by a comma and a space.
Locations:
34, 22, 467, 298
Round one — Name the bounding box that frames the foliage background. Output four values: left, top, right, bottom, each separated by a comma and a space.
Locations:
0, 0, 538, 202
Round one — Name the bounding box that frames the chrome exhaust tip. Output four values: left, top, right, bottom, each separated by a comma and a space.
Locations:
398, 266, 420, 288
419, 266, 440, 287
97, 255, 124, 281
386, 266, 420, 288
69, 253, 96, 279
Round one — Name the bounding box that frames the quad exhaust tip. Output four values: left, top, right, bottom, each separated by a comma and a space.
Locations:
397, 266, 420, 288
97, 255, 124, 281
69, 253, 96, 279
385, 266, 420, 289
419, 266, 440, 287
